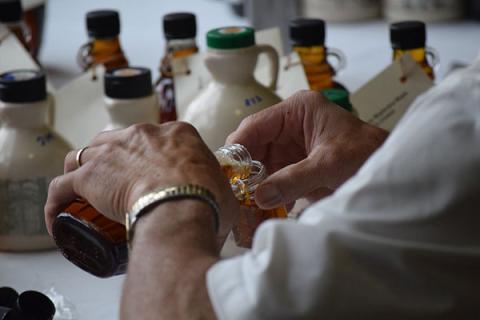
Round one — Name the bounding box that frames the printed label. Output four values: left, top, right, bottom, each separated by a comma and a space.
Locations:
351, 54, 433, 131
0, 177, 51, 236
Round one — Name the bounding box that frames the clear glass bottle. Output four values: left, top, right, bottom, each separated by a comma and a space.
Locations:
103, 67, 158, 131
289, 18, 347, 91
77, 10, 129, 72
155, 12, 198, 123
53, 144, 287, 276
231, 160, 287, 248
390, 21, 437, 80
0, 0, 33, 55
0, 70, 72, 251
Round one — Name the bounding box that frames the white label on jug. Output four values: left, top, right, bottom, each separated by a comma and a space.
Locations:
0, 177, 51, 236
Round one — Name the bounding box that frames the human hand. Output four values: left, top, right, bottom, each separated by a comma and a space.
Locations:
44, 122, 239, 242
227, 90, 388, 209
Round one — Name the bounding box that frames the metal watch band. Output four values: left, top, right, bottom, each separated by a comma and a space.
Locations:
126, 184, 220, 248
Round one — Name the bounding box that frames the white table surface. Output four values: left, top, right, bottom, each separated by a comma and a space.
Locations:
1, 0, 480, 319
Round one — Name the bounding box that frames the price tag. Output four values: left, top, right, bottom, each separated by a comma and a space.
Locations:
54, 67, 108, 148
351, 54, 433, 131
0, 24, 53, 91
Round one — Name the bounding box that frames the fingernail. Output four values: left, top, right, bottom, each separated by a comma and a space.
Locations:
256, 184, 283, 208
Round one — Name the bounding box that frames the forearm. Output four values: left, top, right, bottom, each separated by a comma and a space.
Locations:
121, 200, 219, 320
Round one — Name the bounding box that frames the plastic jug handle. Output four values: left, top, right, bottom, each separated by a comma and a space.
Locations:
255, 44, 279, 91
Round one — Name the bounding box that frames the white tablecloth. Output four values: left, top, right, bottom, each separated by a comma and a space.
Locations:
1, 0, 480, 319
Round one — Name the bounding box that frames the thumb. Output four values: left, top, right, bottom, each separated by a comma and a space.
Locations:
255, 158, 326, 209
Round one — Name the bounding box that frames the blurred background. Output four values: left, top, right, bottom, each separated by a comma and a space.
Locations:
27, 0, 480, 90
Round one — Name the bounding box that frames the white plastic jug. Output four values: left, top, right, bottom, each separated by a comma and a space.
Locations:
182, 27, 281, 150
0, 70, 71, 251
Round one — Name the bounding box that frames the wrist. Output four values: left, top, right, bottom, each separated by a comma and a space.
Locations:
132, 199, 218, 251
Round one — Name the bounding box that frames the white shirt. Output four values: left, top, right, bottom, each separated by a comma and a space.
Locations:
207, 58, 480, 319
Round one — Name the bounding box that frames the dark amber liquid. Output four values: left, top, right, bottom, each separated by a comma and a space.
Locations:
393, 47, 434, 80
293, 45, 345, 91
81, 37, 129, 71
155, 45, 198, 123
24, 4, 45, 58
61, 199, 126, 244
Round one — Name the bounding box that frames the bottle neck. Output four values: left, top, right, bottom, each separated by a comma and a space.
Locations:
0, 100, 49, 129
160, 38, 198, 77
293, 44, 328, 62
392, 47, 427, 63
164, 38, 198, 58
104, 95, 157, 128
231, 160, 267, 202
90, 36, 124, 55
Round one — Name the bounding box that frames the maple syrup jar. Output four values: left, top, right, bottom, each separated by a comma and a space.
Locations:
0, 70, 71, 251
103, 67, 158, 131
182, 26, 281, 150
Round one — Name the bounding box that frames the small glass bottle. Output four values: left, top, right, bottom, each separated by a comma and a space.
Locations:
77, 10, 129, 71
53, 144, 286, 276
231, 160, 287, 248
289, 18, 347, 91
155, 12, 198, 123
103, 67, 158, 131
0, 0, 32, 55
390, 21, 437, 80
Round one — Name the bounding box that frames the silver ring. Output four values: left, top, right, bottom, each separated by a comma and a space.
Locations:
75, 147, 89, 168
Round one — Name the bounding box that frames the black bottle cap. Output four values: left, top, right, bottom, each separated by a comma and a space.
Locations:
17, 291, 56, 320
0, 0, 22, 23
86, 10, 120, 39
53, 213, 128, 278
104, 67, 152, 99
0, 70, 47, 103
290, 18, 325, 46
390, 21, 426, 50
163, 12, 197, 40
0, 288, 18, 309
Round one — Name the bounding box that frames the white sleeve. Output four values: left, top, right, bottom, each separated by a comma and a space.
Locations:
207, 60, 480, 319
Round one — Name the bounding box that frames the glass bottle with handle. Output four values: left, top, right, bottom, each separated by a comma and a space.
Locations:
289, 18, 347, 91
390, 21, 438, 81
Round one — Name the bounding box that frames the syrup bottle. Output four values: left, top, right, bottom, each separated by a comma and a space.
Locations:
103, 67, 158, 131
52, 144, 287, 276
155, 12, 198, 123
390, 21, 438, 80
289, 18, 347, 91
0, 0, 32, 55
0, 70, 71, 251
77, 10, 129, 71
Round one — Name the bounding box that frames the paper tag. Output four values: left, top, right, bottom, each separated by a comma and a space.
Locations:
0, 24, 54, 92
174, 27, 286, 119
54, 67, 108, 148
256, 51, 309, 99
351, 54, 433, 131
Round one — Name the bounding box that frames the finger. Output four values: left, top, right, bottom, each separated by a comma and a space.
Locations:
88, 128, 125, 147
44, 172, 78, 235
64, 146, 102, 173
226, 100, 288, 151
254, 157, 327, 209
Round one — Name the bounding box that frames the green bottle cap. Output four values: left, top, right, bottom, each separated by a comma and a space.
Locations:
322, 88, 353, 112
207, 26, 255, 49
